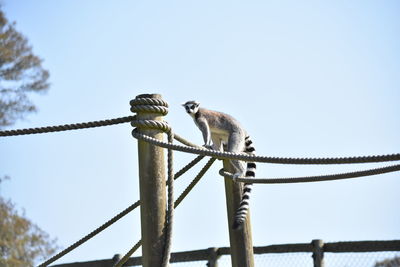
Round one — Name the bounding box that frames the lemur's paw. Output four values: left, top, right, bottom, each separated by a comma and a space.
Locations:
232, 173, 241, 182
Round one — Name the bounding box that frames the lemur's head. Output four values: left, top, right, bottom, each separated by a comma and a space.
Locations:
182, 101, 200, 115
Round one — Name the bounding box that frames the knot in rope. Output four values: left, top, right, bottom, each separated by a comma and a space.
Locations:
130, 96, 169, 115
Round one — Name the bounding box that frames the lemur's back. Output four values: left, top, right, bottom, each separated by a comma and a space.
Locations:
197, 107, 245, 135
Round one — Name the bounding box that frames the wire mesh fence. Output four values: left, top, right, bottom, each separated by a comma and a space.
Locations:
167, 252, 400, 267
132, 262, 209, 267
51, 239, 400, 267
129, 251, 400, 267
218, 253, 312, 267
324, 251, 400, 267
217, 252, 400, 267
170, 261, 209, 267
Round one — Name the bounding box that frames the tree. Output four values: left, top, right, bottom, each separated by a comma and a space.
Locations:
0, 177, 58, 266
0, 196, 58, 266
375, 256, 400, 267
0, 7, 49, 128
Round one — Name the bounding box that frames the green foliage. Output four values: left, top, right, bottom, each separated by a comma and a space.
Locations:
0, 196, 58, 267
0, 7, 49, 128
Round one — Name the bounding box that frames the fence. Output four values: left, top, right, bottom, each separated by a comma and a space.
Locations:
50, 239, 400, 267
1, 93, 399, 267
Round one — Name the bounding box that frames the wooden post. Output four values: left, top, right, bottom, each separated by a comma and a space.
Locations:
223, 160, 254, 267
134, 93, 167, 267
312, 239, 325, 267
112, 254, 121, 265
206, 247, 219, 267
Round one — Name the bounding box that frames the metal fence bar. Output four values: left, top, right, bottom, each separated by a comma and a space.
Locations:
206, 247, 220, 267
324, 240, 400, 252
253, 243, 312, 254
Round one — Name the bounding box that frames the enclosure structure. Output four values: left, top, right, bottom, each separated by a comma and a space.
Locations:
1, 93, 400, 267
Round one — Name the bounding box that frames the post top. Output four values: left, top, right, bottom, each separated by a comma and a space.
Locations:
136, 93, 162, 99
130, 94, 169, 116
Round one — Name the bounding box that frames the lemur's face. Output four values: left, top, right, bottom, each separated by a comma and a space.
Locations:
182, 101, 200, 115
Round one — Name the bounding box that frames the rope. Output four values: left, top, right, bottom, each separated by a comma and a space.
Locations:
130, 97, 169, 115
163, 131, 174, 266
0, 116, 135, 137
174, 157, 216, 208
38, 201, 140, 267
174, 133, 203, 148
114, 157, 216, 267
174, 155, 205, 180
132, 131, 400, 165
219, 164, 400, 184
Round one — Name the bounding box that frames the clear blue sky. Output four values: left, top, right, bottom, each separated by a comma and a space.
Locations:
1, 1, 399, 265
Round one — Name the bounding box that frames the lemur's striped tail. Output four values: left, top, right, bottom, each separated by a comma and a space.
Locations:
232, 135, 256, 230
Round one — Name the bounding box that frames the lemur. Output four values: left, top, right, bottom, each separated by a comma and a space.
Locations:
182, 101, 256, 230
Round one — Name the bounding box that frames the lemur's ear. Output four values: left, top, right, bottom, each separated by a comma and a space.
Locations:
194, 101, 200, 106
181, 102, 186, 106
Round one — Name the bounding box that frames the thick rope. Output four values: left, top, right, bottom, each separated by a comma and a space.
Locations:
162, 132, 174, 266
220, 164, 400, 184
132, 131, 400, 165
130, 97, 169, 115
38, 201, 140, 267
174, 155, 205, 180
175, 157, 216, 208
0, 116, 135, 137
174, 133, 203, 148
114, 157, 215, 267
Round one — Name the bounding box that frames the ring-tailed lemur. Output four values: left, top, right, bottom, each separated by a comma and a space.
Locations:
182, 100, 256, 230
